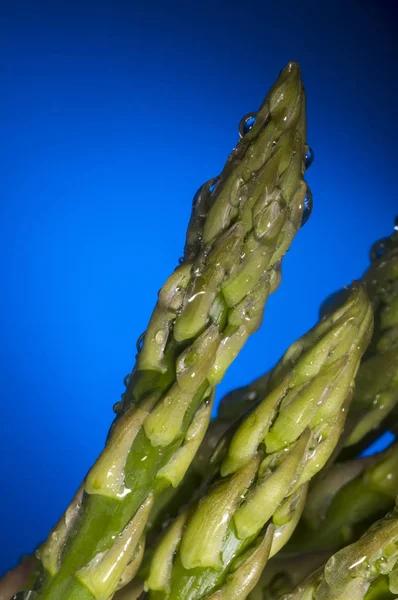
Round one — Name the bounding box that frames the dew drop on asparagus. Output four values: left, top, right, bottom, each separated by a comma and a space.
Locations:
305, 145, 314, 169
238, 112, 257, 137
301, 189, 313, 227
136, 331, 145, 352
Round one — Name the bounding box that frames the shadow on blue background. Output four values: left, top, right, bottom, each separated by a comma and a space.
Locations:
1, 0, 397, 574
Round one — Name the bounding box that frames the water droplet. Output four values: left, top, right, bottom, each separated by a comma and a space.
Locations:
348, 556, 367, 570
113, 401, 122, 414
305, 145, 314, 169
209, 177, 220, 194
136, 332, 145, 352
187, 290, 206, 303
123, 374, 131, 387
300, 189, 313, 227
238, 112, 257, 138
178, 256, 184, 265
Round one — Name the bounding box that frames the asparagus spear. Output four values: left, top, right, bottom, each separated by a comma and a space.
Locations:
288, 442, 398, 551
28, 62, 311, 600
281, 501, 398, 600
144, 285, 373, 600
244, 445, 398, 599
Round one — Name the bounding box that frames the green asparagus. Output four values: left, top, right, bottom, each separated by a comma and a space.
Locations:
244, 444, 398, 599
28, 61, 311, 600
244, 444, 398, 600
288, 442, 398, 552
144, 285, 373, 600
281, 500, 398, 600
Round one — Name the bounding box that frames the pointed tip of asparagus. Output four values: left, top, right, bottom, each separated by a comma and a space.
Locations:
284, 60, 301, 74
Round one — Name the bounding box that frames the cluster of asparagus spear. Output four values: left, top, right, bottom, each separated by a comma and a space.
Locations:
8, 61, 398, 600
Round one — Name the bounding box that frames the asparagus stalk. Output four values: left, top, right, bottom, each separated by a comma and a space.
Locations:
29, 61, 311, 600
281, 501, 398, 600
288, 442, 398, 551
245, 444, 398, 599
144, 285, 373, 600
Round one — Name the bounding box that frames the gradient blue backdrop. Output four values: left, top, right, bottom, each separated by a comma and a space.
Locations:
1, 0, 397, 575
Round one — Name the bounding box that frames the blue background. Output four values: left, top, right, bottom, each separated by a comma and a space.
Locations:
1, 0, 397, 575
